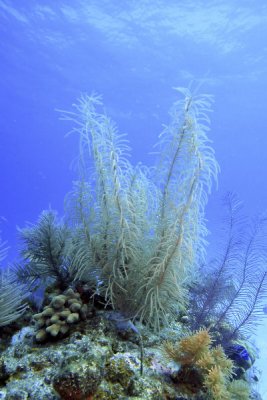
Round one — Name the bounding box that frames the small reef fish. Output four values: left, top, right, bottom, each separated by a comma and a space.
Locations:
105, 311, 139, 334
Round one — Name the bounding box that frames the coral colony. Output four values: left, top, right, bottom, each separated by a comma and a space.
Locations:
0, 87, 266, 399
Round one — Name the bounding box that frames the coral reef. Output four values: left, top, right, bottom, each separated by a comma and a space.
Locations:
53, 358, 101, 400
0, 88, 265, 399
0, 310, 178, 399
0, 313, 261, 400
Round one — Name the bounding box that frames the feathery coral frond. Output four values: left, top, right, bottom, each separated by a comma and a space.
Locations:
136, 88, 219, 329
58, 87, 218, 330
0, 270, 28, 326
16, 210, 71, 289
0, 236, 8, 263
189, 192, 267, 343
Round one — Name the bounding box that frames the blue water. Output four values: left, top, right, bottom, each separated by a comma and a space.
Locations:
0, 0, 267, 395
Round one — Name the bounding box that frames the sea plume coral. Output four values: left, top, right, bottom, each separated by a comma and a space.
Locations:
59, 87, 218, 331
15, 210, 72, 290
0, 236, 28, 327
189, 192, 267, 345
0, 270, 28, 327
15, 87, 218, 332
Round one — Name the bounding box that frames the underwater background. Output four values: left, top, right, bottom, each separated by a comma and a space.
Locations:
0, 0, 267, 397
